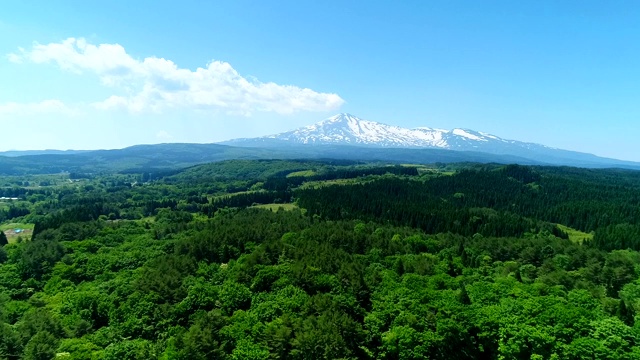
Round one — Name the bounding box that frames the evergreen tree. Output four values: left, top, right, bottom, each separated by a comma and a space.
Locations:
515, 268, 523, 283
459, 284, 471, 305
618, 300, 635, 327
447, 256, 458, 277
0, 231, 7, 246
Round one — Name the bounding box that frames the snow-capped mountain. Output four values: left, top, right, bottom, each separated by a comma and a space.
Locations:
223, 113, 638, 168
226, 113, 551, 152
262, 113, 449, 147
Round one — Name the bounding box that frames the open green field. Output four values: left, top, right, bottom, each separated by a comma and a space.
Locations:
1, 222, 34, 243
212, 190, 265, 200
286, 170, 317, 178
251, 203, 300, 212
400, 164, 438, 175
298, 178, 373, 189
557, 224, 594, 244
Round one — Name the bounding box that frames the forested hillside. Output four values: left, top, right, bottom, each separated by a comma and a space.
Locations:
2, 160, 640, 359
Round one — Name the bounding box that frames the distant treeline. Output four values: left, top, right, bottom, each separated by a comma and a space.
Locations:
25, 162, 640, 254
199, 166, 419, 214
295, 165, 640, 248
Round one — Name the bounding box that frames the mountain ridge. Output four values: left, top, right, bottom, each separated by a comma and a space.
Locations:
1, 113, 639, 175
224, 113, 554, 150
222, 113, 630, 167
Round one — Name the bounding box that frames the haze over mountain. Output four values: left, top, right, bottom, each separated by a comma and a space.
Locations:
223, 113, 640, 168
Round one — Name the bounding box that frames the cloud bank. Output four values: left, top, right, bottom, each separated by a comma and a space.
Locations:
9, 38, 344, 115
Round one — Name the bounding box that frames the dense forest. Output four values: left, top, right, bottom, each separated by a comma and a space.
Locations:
2, 160, 640, 359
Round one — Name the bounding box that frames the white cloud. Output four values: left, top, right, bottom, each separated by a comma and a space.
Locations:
156, 130, 173, 140
9, 38, 345, 115
0, 99, 79, 117
6, 52, 23, 63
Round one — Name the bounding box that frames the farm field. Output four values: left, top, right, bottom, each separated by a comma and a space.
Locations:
0, 223, 34, 243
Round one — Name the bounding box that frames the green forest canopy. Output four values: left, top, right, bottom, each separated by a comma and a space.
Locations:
1, 160, 640, 359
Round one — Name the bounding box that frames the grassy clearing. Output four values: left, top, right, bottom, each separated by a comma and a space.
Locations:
557, 224, 594, 244
1, 223, 34, 243
298, 178, 370, 189
286, 170, 317, 178
526, 182, 542, 190
251, 203, 300, 212
212, 190, 265, 200
400, 164, 438, 175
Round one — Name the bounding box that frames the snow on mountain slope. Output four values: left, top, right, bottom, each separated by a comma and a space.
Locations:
223, 113, 570, 156
451, 129, 486, 141
221, 113, 640, 168
253, 113, 520, 150
263, 113, 443, 147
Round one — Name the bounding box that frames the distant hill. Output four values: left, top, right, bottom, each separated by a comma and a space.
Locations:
0, 150, 90, 157
0, 142, 544, 175
0, 144, 281, 175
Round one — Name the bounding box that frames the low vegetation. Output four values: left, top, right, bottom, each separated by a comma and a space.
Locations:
250, 203, 300, 212
557, 224, 594, 244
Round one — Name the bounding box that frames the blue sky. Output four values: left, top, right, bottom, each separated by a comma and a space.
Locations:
2, 1, 640, 160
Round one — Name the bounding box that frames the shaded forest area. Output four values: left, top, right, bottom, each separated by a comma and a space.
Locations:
2, 160, 640, 359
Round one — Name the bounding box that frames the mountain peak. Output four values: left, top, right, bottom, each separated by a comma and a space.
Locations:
220, 113, 634, 168
226, 113, 529, 151
324, 113, 361, 123
330, 112, 357, 119
256, 113, 448, 147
